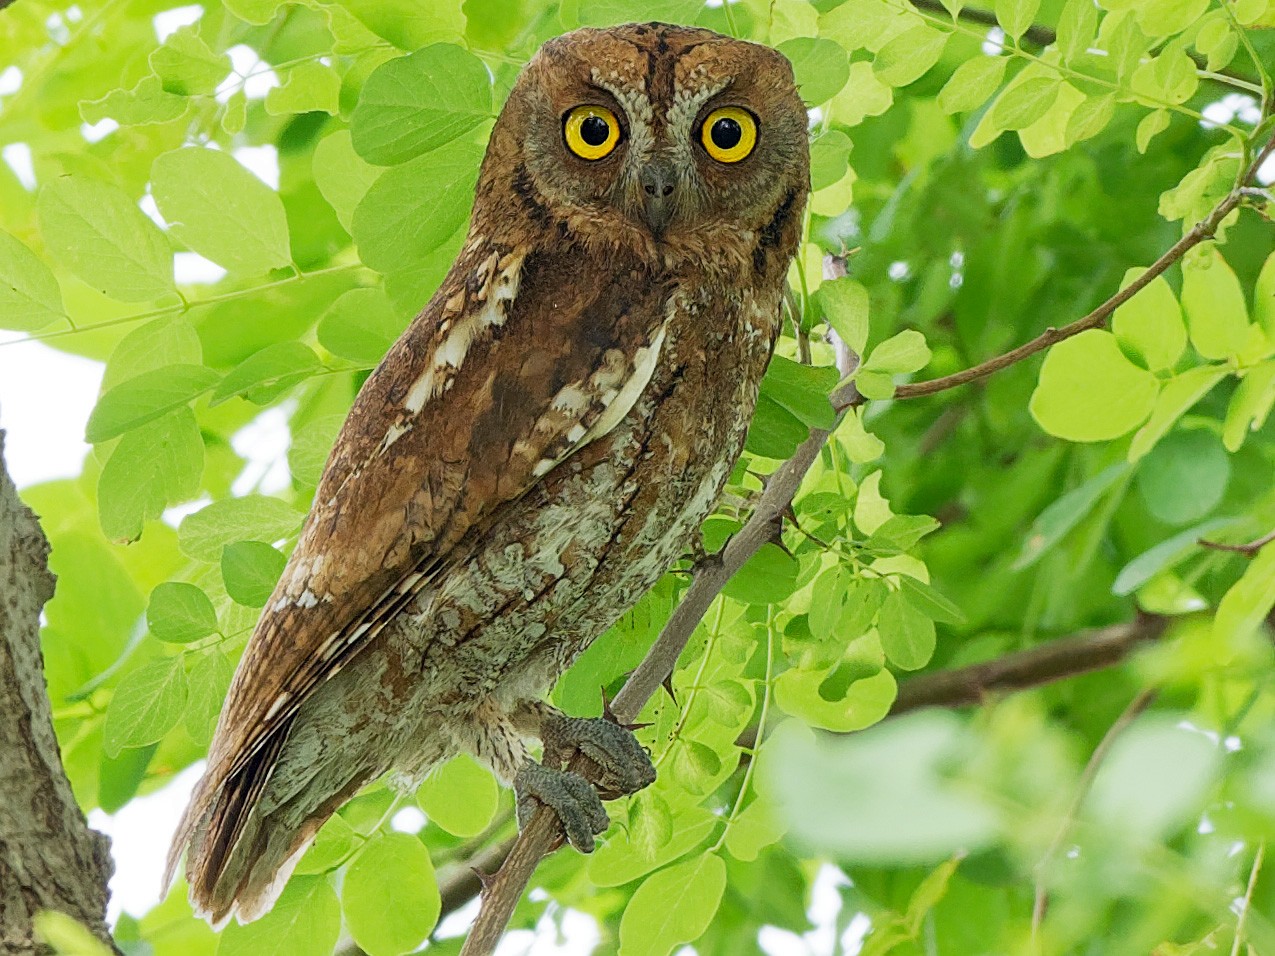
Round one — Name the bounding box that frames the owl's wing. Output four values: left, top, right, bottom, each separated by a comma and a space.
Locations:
207, 244, 670, 783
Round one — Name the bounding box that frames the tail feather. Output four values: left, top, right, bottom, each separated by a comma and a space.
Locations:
165, 734, 383, 927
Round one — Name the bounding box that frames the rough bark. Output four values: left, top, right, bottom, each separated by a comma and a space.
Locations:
0, 431, 117, 954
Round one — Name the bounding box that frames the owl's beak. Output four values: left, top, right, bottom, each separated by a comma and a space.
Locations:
639, 160, 678, 237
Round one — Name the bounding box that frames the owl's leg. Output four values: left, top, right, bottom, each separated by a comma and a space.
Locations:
456, 700, 610, 852
512, 701, 656, 800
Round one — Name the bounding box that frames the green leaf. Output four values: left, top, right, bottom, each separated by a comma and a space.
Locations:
618, 853, 726, 956
815, 276, 869, 353
1129, 364, 1230, 461
352, 137, 483, 274
865, 514, 941, 554
329, 0, 465, 49
318, 288, 410, 365
774, 664, 896, 732
995, 0, 1041, 41
810, 129, 853, 192
313, 131, 383, 233
776, 37, 850, 105
1057, 0, 1099, 61
1136, 427, 1230, 525
98, 408, 204, 543
147, 582, 218, 644
103, 316, 202, 390
351, 44, 492, 166
296, 814, 358, 875
863, 329, 931, 375
760, 355, 838, 429
37, 174, 174, 302
722, 543, 799, 604
1135, 0, 1209, 35
222, 540, 287, 607
990, 76, 1062, 131
878, 588, 937, 670
744, 395, 809, 459
416, 755, 499, 837
768, 713, 999, 861
1181, 250, 1253, 360
0, 229, 66, 332
179, 495, 302, 562
630, 792, 675, 860
1135, 108, 1170, 153
342, 833, 440, 956
1014, 463, 1131, 569
1084, 715, 1221, 840
854, 470, 894, 535
79, 74, 189, 127
937, 55, 1008, 114
185, 650, 233, 745
220, 876, 341, 956
1113, 517, 1236, 595
1213, 542, 1275, 645
151, 148, 292, 274
873, 24, 949, 87
1112, 269, 1186, 371
1255, 250, 1275, 337
103, 657, 188, 757
86, 365, 219, 443
266, 61, 341, 116
149, 25, 231, 95
896, 574, 965, 626
723, 797, 787, 863
211, 342, 323, 406
1131, 51, 1197, 105
1223, 360, 1275, 451
1065, 92, 1117, 144
1029, 330, 1160, 441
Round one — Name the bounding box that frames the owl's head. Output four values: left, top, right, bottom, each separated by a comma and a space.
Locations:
477, 23, 810, 269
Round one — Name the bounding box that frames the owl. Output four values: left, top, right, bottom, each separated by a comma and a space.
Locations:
166, 21, 810, 927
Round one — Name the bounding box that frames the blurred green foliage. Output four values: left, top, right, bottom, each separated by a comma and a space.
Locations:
2, 0, 1274, 953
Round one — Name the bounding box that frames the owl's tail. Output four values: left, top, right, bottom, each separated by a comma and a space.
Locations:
163, 737, 375, 929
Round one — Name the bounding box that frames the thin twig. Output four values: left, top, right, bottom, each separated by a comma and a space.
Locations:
1232, 842, 1267, 956
1031, 688, 1159, 938
1200, 528, 1275, 557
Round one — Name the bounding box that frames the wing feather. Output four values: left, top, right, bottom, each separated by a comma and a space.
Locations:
202, 240, 670, 787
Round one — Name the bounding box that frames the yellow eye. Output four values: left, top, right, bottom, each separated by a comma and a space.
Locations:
564, 105, 621, 160
701, 106, 757, 163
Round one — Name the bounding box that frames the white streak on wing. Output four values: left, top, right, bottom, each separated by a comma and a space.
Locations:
404, 366, 437, 414
403, 259, 522, 415
532, 457, 557, 478
566, 423, 587, 443
264, 693, 290, 721
297, 589, 320, 609
581, 324, 667, 446
379, 420, 411, 452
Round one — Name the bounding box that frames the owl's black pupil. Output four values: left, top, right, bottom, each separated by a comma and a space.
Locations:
711, 117, 743, 150
580, 115, 610, 146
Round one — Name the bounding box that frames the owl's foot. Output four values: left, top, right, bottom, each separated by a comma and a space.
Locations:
513, 761, 610, 852
541, 712, 656, 800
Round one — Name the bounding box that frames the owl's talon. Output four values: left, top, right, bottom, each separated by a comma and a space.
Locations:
541, 713, 657, 798
514, 762, 610, 852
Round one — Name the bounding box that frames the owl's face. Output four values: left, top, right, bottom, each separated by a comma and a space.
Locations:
479, 23, 810, 260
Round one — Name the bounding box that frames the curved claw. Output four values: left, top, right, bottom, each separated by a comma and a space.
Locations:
513, 761, 610, 852
541, 714, 657, 799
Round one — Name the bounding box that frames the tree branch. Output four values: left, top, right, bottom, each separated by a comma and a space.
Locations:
882, 131, 1275, 403
0, 431, 118, 955
889, 614, 1168, 714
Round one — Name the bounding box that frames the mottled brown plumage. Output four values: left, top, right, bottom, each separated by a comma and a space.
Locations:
167, 21, 809, 926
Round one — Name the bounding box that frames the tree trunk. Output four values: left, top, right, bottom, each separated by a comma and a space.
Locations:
0, 431, 117, 954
